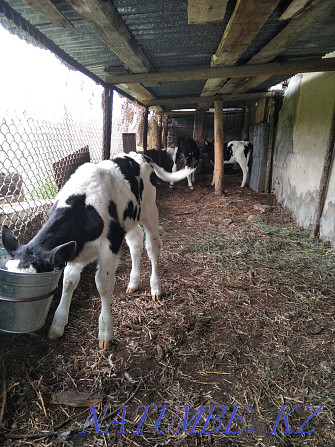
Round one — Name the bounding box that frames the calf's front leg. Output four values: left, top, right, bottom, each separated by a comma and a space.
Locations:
48, 263, 83, 340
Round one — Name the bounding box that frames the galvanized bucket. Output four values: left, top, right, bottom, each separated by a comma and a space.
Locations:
0, 246, 62, 333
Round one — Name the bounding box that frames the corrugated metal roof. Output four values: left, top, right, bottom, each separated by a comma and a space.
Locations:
1, 0, 335, 108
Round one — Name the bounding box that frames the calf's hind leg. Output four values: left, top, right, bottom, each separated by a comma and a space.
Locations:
141, 207, 162, 301
125, 224, 144, 294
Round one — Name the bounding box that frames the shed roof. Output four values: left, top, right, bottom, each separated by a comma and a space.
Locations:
1, 0, 335, 112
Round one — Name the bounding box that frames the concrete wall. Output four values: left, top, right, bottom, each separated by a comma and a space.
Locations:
272, 71, 335, 244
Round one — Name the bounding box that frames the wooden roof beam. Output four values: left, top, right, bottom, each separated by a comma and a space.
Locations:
279, 0, 322, 21
187, 0, 229, 25
21, 0, 73, 28
200, 0, 281, 98
66, 0, 161, 108
221, 0, 335, 94
67, 0, 152, 73
105, 58, 335, 84
143, 91, 277, 108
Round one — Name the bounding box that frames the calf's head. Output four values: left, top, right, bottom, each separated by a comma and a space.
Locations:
1, 225, 76, 273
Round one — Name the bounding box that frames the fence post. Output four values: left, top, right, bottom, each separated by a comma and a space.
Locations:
214, 100, 224, 195
143, 107, 149, 151
103, 87, 113, 160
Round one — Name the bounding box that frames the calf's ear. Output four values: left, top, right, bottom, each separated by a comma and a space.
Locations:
49, 241, 77, 269
2, 225, 20, 256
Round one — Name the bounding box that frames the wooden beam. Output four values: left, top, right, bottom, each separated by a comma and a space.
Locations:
201, 0, 280, 98
265, 97, 276, 194
218, 0, 335, 94
243, 104, 251, 140
102, 87, 113, 160
22, 0, 73, 28
188, 0, 228, 25
142, 108, 149, 151
105, 58, 335, 84
143, 91, 275, 108
279, 0, 322, 21
311, 99, 335, 238
250, 0, 335, 65
66, 1, 160, 110
214, 100, 224, 195
67, 0, 152, 73
212, 0, 281, 67
193, 112, 204, 142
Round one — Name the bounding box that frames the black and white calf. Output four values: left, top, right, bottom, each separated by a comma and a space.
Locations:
168, 137, 200, 190
203, 139, 252, 187
1, 152, 194, 349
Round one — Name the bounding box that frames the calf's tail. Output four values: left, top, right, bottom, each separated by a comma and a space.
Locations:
151, 163, 195, 183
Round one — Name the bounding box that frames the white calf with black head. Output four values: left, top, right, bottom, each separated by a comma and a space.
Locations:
2, 152, 194, 349
203, 139, 252, 187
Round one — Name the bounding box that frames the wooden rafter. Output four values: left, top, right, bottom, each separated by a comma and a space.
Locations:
66, 0, 160, 108
187, 0, 229, 25
66, 0, 151, 73
224, 0, 335, 94
211, 0, 281, 68
142, 91, 276, 108
251, 0, 335, 65
21, 0, 73, 28
200, 0, 280, 98
279, 0, 322, 21
105, 58, 335, 84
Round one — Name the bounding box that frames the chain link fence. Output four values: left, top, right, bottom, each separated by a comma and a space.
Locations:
0, 6, 151, 243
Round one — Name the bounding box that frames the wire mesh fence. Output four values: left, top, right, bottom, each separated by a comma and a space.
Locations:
0, 5, 151, 243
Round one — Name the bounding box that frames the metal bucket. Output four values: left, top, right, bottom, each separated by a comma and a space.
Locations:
0, 246, 63, 333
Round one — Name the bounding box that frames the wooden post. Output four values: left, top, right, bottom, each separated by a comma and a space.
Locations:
143, 107, 149, 151
158, 114, 163, 150
311, 100, 335, 238
265, 97, 276, 194
102, 87, 113, 160
163, 116, 168, 148
214, 100, 224, 195
243, 103, 251, 140
193, 111, 204, 143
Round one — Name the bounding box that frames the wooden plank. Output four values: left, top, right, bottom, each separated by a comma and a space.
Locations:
142, 108, 149, 151
243, 104, 251, 140
255, 97, 267, 124
188, 0, 228, 25
105, 58, 335, 84
279, 0, 321, 21
214, 100, 224, 195
212, 0, 281, 67
239, 76, 273, 93
250, 0, 335, 65
67, 0, 152, 73
143, 91, 276, 109
102, 87, 113, 160
193, 112, 204, 142
219, 0, 335, 94
201, 0, 280, 98
311, 99, 335, 237
118, 83, 156, 102
22, 0, 73, 28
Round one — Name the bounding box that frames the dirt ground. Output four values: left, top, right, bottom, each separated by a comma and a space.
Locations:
0, 170, 334, 447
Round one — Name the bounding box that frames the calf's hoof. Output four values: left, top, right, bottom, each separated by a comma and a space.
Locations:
48, 333, 61, 340
152, 294, 161, 302
99, 339, 110, 350
126, 287, 138, 294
